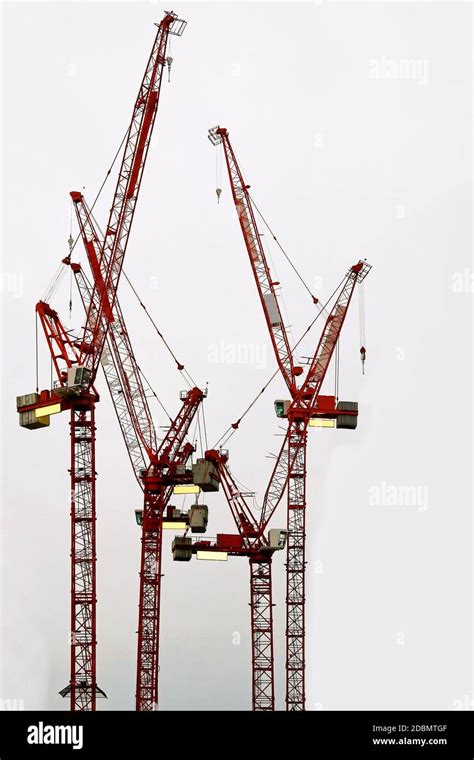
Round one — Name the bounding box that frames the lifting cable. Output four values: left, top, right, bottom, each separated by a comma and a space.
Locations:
196, 410, 204, 459
200, 398, 209, 451
68, 258, 175, 427
359, 281, 366, 374
232, 470, 258, 501
359, 281, 366, 346
190, 412, 199, 455
136, 365, 172, 425
35, 312, 39, 393
190, 411, 205, 468
85, 203, 197, 389
43, 263, 67, 305
248, 193, 318, 304
214, 367, 279, 449
213, 273, 347, 449
69, 254, 176, 432
42, 126, 128, 303
68, 210, 74, 318
69, 269, 73, 320
136, 361, 201, 464
121, 270, 196, 387
70, 127, 128, 261
67, 213, 204, 457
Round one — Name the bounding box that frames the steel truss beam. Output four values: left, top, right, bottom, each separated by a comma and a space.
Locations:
250, 557, 275, 711
69, 402, 97, 711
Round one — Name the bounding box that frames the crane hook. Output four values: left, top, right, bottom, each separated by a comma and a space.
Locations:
360, 346, 366, 375
166, 56, 173, 83
216, 187, 222, 204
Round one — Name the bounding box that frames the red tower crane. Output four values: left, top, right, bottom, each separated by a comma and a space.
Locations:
208, 125, 371, 710
69, 192, 206, 711
16, 12, 186, 711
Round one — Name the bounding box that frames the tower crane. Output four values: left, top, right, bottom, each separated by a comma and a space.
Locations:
16, 12, 186, 711
208, 125, 371, 710
69, 192, 207, 711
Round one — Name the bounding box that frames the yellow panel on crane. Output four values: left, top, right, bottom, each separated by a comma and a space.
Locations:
35, 403, 61, 418
163, 521, 187, 530
196, 550, 228, 562
309, 418, 336, 428
173, 485, 200, 495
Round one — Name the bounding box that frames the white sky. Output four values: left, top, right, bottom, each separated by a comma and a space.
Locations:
1, 0, 472, 710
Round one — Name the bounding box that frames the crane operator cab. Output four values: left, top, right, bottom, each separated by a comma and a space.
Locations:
67, 366, 92, 391
274, 400, 291, 418
268, 528, 288, 550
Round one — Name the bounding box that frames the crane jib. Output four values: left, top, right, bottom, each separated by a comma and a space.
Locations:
126, 90, 159, 200
218, 130, 296, 391
85, 239, 114, 324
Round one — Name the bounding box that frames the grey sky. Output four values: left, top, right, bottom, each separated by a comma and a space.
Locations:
1, 1, 472, 710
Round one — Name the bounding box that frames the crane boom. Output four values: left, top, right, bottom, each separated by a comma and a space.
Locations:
209, 126, 297, 394
209, 453, 260, 540
35, 301, 82, 384
79, 12, 186, 379
156, 388, 203, 467
258, 261, 370, 533
295, 261, 369, 408
71, 194, 157, 468
73, 263, 149, 482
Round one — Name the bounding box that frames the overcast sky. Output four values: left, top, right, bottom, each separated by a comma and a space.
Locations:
1, 0, 472, 711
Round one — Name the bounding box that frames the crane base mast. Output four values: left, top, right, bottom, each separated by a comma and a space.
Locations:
64, 400, 106, 711
135, 486, 164, 711
250, 557, 275, 711
286, 422, 307, 711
